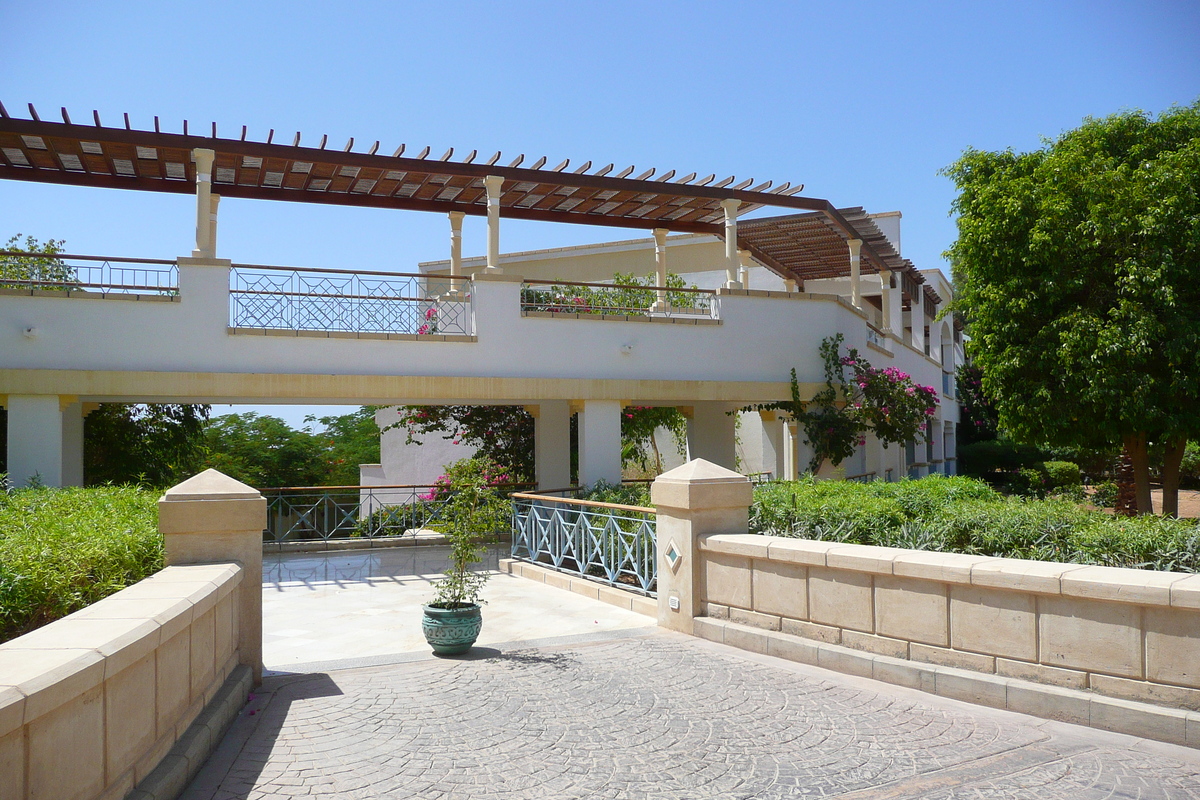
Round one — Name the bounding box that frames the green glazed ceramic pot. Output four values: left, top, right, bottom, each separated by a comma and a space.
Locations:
421, 603, 483, 655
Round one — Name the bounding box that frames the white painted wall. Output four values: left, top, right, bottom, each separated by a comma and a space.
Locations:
2, 233, 957, 484
359, 407, 478, 487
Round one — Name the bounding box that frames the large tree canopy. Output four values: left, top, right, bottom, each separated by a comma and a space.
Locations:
943, 102, 1200, 514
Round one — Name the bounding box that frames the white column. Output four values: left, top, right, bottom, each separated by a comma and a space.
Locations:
760, 411, 787, 480
848, 238, 862, 309
533, 401, 571, 490
878, 268, 894, 334
61, 401, 84, 487
927, 314, 943, 362
651, 228, 669, 312
784, 422, 800, 480
908, 303, 926, 352
577, 400, 622, 486
783, 278, 798, 293
448, 210, 465, 295
6, 395, 64, 487
721, 198, 741, 289
737, 249, 751, 290
209, 194, 221, 257
687, 402, 738, 472
484, 175, 504, 274
192, 148, 216, 258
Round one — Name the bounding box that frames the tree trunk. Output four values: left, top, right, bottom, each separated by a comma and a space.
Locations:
1123, 433, 1153, 515
1162, 437, 1187, 518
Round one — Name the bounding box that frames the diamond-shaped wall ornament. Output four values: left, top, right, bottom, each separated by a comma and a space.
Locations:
665, 540, 682, 573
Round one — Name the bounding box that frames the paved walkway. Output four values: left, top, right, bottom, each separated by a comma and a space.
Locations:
261, 546, 654, 672
182, 549, 1200, 799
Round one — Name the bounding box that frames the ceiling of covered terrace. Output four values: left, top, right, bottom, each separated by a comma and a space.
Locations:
0, 102, 928, 292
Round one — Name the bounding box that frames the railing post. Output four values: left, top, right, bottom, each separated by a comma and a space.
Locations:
651, 459, 753, 635
158, 469, 267, 684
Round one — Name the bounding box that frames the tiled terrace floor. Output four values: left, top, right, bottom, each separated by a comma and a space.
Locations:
182, 547, 1200, 799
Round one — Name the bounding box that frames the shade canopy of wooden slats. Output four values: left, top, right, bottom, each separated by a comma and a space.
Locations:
0, 103, 931, 298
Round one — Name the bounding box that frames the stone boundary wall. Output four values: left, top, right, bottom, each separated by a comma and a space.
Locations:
0, 563, 245, 800
699, 534, 1200, 712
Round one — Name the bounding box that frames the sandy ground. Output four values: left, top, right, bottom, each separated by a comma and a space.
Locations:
1151, 488, 1200, 518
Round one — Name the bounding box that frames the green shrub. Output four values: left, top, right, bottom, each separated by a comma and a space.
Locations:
877, 474, 1002, 517
1182, 441, 1200, 489
1090, 481, 1119, 508
751, 478, 907, 544
0, 486, 161, 642
746, 475, 1200, 573
1042, 461, 1082, 489
579, 480, 652, 508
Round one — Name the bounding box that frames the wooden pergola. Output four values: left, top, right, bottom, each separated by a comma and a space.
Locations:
0, 102, 930, 295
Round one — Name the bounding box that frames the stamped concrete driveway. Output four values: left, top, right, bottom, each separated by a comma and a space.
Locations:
183, 626, 1200, 799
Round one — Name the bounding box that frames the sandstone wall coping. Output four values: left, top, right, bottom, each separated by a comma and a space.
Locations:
703, 534, 1199, 608
0, 563, 243, 740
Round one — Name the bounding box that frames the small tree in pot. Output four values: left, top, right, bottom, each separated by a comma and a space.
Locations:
421, 457, 513, 655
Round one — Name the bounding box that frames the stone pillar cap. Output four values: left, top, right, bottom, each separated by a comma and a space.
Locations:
652, 460, 752, 511
655, 458, 747, 484
162, 468, 261, 501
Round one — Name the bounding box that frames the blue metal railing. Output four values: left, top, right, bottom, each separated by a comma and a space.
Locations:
511, 492, 657, 596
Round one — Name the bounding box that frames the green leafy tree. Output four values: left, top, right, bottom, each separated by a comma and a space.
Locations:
428, 457, 511, 608
201, 413, 329, 488
956, 364, 999, 446
1, 234, 72, 289
943, 102, 1200, 516
309, 407, 381, 485
84, 404, 210, 488
621, 406, 687, 474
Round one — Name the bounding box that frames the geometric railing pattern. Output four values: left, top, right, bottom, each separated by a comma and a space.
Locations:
230, 264, 472, 335
262, 484, 456, 543
0, 251, 179, 296
511, 492, 657, 596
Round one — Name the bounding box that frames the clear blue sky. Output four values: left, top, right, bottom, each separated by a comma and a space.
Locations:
3, 1, 1197, 428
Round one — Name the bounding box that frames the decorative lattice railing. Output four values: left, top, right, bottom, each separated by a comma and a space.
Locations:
0, 251, 178, 296
230, 264, 472, 335
511, 492, 657, 596
262, 482, 534, 544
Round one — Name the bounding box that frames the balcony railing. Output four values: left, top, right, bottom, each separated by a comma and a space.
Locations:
230, 264, 472, 335
0, 251, 178, 296
262, 482, 533, 543
511, 492, 657, 595
520, 279, 717, 321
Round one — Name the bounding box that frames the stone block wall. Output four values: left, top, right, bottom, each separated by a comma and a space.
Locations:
0, 563, 244, 800
699, 534, 1200, 712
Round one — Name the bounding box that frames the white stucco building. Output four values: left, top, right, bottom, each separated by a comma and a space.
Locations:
0, 108, 959, 488
361, 212, 961, 488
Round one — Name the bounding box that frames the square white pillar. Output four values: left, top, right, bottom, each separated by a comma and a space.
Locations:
687, 402, 738, 472
577, 400, 622, 486
61, 401, 84, 487
6, 395, 65, 487
760, 411, 787, 480
533, 401, 572, 490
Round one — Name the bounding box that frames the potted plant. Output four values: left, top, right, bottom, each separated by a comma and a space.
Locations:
421, 458, 512, 655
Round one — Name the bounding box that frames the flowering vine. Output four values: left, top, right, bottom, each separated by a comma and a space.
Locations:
743, 334, 939, 473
